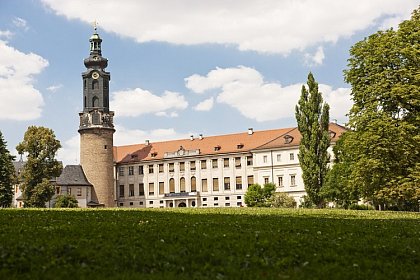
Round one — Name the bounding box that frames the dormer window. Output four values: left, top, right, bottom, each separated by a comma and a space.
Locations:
130, 154, 138, 159
214, 145, 221, 151
151, 152, 158, 158
284, 135, 294, 144
237, 143, 244, 149
329, 130, 336, 138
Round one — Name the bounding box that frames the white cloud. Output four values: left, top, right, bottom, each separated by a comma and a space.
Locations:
46, 84, 63, 93
41, 0, 418, 54
110, 88, 188, 118
57, 134, 80, 165
0, 40, 48, 121
185, 66, 352, 123
0, 30, 13, 39
194, 97, 214, 112
13, 17, 28, 31
305, 46, 325, 66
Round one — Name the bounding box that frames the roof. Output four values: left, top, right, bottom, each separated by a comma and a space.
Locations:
114, 123, 347, 164
13, 160, 25, 176
56, 165, 92, 186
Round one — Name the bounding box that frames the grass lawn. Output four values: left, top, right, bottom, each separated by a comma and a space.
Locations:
0, 208, 419, 279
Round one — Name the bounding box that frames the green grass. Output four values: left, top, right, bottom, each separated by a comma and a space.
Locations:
0, 208, 419, 279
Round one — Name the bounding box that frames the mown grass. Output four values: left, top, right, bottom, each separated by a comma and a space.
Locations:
0, 208, 419, 279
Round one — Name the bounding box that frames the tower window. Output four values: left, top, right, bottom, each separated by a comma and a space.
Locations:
92, 80, 99, 90
92, 96, 99, 107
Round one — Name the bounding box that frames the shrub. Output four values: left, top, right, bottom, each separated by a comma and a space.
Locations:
54, 194, 78, 208
269, 192, 296, 208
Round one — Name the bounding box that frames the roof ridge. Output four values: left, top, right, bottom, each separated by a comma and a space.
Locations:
253, 127, 298, 150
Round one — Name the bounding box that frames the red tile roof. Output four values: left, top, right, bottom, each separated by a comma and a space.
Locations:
113, 123, 347, 164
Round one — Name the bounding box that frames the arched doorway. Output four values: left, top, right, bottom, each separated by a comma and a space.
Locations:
178, 202, 186, 207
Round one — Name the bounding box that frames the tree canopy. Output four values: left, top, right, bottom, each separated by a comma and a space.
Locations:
244, 183, 276, 207
16, 126, 62, 208
295, 73, 330, 207
0, 131, 15, 208
54, 194, 78, 208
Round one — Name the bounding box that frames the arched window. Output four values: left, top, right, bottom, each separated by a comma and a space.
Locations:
92, 96, 99, 107
180, 177, 186, 192
92, 80, 98, 90
191, 177, 196, 192
169, 178, 175, 193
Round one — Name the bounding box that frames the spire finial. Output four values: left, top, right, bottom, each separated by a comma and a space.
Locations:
92, 20, 98, 32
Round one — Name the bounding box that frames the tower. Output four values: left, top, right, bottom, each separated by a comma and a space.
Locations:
78, 28, 115, 207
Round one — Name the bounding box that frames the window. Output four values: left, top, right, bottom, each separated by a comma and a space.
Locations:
236, 176, 242, 190
247, 156, 253, 166
129, 184, 134, 197
263, 155, 268, 163
191, 177, 197, 192
224, 158, 230, 168
128, 166, 134, 176
224, 177, 230, 190
213, 178, 219, 191
214, 145, 221, 151
190, 161, 196, 171
203, 197, 207, 202
119, 185, 124, 197
225, 203, 230, 207
291, 175, 296, 186
237, 202, 242, 206
180, 177, 186, 192
159, 182, 164, 195
92, 80, 98, 90
202, 179, 208, 192
130, 202, 133, 206
55, 187, 60, 195
138, 166, 144, 175
214, 197, 219, 201
237, 196, 241, 199
139, 183, 145, 196
148, 165, 154, 174
278, 176, 284, 187
212, 159, 218, 168
214, 203, 219, 206
149, 201, 153, 205
264, 177, 269, 184
77, 188, 82, 197
277, 154, 282, 162
119, 203, 124, 207
169, 163, 174, 172
225, 196, 230, 200
118, 167, 124, 176
235, 157, 241, 168
158, 164, 164, 173
201, 160, 207, 169
248, 175, 254, 187
203, 204, 207, 207
169, 178, 175, 193
139, 201, 143, 205
149, 183, 154, 196
290, 153, 294, 161
180, 162, 185, 172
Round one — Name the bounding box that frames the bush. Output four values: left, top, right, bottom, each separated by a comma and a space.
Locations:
245, 183, 276, 207
54, 194, 78, 208
299, 195, 315, 208
269, 192, 296, 208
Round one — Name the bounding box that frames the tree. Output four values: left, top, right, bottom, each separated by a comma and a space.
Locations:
16, 126, 62, 208
244, 183, 276, 207
269, 192, 296, 208
295, 73, 330, 207
341, 7, 420, 208
0, 131, 15, 207
55, 194, 79, 208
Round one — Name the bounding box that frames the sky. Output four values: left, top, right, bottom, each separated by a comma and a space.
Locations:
0, 0, 418, 165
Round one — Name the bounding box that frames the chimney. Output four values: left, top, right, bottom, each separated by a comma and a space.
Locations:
248, 128, 254, 135
145, 140, 150, 146
190, 135, 194, 141
333, 119, 338, 124
199, 134, 203, 140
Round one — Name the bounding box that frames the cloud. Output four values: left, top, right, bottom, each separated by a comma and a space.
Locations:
185, 66, 352, 123
0, 30, 13, 39
41, 0, 418, 54
46, 84, 63, 93
0, 40, 48, 121
194, 97, 214, 111
110, 88, 188, 118
305, 46, 325, 66
57, 134, 80, 165
13, 17, 29, 31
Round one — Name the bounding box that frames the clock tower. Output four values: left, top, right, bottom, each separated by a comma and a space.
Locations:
79, 28, 115, 207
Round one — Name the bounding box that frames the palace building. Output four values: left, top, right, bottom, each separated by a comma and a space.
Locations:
13, 30, 346, 208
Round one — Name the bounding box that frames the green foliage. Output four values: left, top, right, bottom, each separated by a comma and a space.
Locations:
337, 7, 420, 208
269, 192, 296, 208
295, 73, 330, 207
55, 194, 79, 208
348, 204, 375, 211
0, 131, 15, 208
0, 208, 419, 279
16, 126, 62, 208
244, 183, 276, 207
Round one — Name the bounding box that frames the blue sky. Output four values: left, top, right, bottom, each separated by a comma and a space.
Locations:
0, 0, 418, 165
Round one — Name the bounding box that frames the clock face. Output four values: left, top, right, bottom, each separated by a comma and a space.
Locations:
93, 56, 99, 61
92, 72, 99, 79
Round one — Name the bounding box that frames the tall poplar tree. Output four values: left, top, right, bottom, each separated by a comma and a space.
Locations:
295, 73, 330, 207
0, 131, 15, 207
16, 126, 62, 208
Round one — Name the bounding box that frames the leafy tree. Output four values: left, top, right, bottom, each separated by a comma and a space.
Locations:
16, 126, 62, 208
295, 73, 330, 207
244, 183, 276, 207
269, 192, 296, 208
55, 194, 79, 208
341, 7, 420, 208
0, 131, 15, 207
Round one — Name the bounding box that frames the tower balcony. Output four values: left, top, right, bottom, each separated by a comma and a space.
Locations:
79, 110, 115, 131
